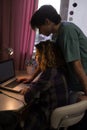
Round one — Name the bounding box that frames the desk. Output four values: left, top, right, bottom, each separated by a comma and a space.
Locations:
0, 71, 29, 112
0, 71, 31, 130
0, 90, 26, 112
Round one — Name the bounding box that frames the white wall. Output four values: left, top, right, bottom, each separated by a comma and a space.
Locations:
67, 0, 87, 36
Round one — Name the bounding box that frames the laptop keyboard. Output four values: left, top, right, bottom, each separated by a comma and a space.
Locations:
5, 80, 20, 88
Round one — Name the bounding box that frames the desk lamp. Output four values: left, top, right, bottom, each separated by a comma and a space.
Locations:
7, 48, 14, 56
0, 48, 14, 56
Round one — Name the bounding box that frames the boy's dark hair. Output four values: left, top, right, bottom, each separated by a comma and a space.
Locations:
30, 5, 61, 29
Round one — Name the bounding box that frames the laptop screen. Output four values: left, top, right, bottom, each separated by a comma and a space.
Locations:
0, 59, 15, 83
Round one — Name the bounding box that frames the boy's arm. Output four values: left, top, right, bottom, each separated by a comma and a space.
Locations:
72, 60, 87, 95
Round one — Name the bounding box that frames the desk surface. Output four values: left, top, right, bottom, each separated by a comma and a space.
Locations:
0, 71, 28, 112
0, 91, 26, 112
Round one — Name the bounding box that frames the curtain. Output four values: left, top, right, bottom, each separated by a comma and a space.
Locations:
0, 0, 38, 70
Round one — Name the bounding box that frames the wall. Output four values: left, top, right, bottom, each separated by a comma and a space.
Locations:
60, 0, 69, 21
67, 0, 87, 36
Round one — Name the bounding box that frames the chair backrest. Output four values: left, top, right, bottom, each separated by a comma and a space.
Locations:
51, 100, 87, 129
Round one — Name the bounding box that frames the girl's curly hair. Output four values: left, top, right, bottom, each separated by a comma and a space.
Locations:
35, 40, 65, 71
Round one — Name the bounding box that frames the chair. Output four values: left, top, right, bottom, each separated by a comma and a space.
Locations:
51, 100, 87, 130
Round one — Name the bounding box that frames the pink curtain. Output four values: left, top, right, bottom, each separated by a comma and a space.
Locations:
0, 0, 38, 70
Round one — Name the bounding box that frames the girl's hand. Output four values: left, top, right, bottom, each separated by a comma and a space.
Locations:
17, 76, 33, 83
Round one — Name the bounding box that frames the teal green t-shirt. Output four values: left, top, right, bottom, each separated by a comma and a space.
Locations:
55, 22, 87, 91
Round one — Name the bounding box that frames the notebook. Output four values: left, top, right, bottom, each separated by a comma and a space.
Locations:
0, 59, 28, 93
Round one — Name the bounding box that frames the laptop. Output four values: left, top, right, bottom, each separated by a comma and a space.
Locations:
0, 59, 28, 93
